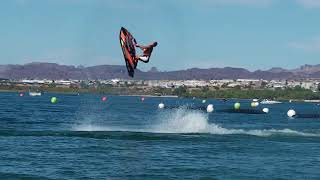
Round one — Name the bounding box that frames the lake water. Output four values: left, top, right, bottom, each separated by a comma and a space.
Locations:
0, 92, 320, 179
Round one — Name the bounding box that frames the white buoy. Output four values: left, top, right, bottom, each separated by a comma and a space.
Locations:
207, 104, 214, 113
158, 103, 165, 109
251, 101, 259, 107
202, 100, 206, 103
287, 109, 296, 118
262, 108, 269, 113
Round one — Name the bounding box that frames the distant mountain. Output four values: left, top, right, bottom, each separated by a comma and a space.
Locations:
293, 64, 320, 74
148, 67, 159, 73
266, 67, 289, 73
0, 62, 320, 80
0, 63, 131, 80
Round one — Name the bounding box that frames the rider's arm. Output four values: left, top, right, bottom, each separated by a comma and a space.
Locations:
135, 44, 148, 49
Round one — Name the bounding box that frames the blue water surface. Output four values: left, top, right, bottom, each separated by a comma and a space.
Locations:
0, 92, 320, 179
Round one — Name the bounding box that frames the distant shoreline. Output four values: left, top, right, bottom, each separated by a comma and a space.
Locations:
1, 90, 318, 103
0, 86, 319, 101
119, 95, 178, 98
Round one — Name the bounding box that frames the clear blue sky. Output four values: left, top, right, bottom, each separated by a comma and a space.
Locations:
0, 0, 320, 71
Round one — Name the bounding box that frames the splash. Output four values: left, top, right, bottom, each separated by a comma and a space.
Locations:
73, 106, 320, 137
73, 124, 113, 131
152, 107, 320, 137
72, 115, 128, 132
152, 108, 209, 133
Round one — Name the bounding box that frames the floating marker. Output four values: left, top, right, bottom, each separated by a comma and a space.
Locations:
158, 103, 165, 109
219, 109, 265, 114
251, 102, 259, 107
262, 108, 269, 113
202, 100, 206, 103
234, 102, 241, 110
141, 97, 145, 101
101, 96, 107, 101
19, 93, 24, 97
287, 109, 296, 118
207, 104, 214, 113
51, 97, 57, 104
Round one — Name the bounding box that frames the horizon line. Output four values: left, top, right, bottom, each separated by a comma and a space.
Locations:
0, 61, 319, 73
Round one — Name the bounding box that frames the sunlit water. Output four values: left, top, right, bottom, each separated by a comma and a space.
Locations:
0, 92, 320, 179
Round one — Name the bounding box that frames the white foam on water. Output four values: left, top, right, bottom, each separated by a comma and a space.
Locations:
73, 124, 112, 131
72, 115, 131, 132
151, 107, 320, 137
72, 106, 320, 137
152, 108, 209, 133
72, 123, 135, 132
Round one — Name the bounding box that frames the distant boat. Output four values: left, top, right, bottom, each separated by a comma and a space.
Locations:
29, 92, 42, 96
304, 100, 320, 103
260, 99, 282, 104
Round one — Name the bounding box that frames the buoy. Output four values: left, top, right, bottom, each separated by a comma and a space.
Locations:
234, 102, 241, 110
262, 108, 269, 113
141, 97, 145, 101
287, 109, 296, 118
158, 103, 164, 109
251, 102, 259, 107
202, 100, 206, 103
207, 104, 214, 113
101, 96, 107, 101
51, 97, 57, 104
19, 93, 24, 97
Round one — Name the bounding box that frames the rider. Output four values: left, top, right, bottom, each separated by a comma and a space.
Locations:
134, 39, 158, 63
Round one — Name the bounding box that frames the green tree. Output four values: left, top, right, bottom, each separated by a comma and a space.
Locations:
173, 86, 187, 96
48, 80, 56, 88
